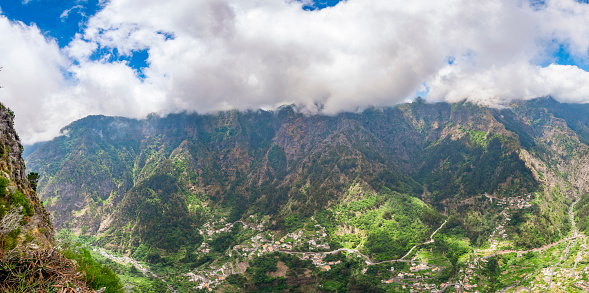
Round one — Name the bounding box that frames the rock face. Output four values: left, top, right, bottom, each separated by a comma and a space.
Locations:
0, 103, 53, 251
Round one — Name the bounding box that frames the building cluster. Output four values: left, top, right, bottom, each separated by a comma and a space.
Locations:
184, 263, 232, 292
485, 193, 533, 210
299, 252, 342, 270
409, 263, 431, 272
384, 280, 442, 292
199, 218, 265, 239
575, 280, 589, 291
197, 242, 211, 254
499, 195, 533, 210
457, 260, 485, 291
186, 220, 339, 290
380, 263, 444, 292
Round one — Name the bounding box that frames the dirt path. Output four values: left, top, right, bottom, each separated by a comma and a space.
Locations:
400, 220, 448, 260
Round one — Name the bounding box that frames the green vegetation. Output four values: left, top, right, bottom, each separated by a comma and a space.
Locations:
115, 173, 203, 252
26, 172, 40, 192
0, 246, 124, 293
330, 189, 443, 260
62, 245, 124, 293
576, 194, 589, 233
0, 176, 36, 250
419, 135, 537, 203
22, 98, 589, 292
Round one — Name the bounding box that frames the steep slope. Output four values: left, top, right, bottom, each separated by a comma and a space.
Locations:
25, 101, 545, 248
0, 103, 53, 250
0, 103, 123, 292
27, 98, 589, 292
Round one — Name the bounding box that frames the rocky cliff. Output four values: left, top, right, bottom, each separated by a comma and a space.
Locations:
0, 103, 53, 251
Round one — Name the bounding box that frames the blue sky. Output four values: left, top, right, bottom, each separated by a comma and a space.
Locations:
1, 0, 101, 47
1, 0, 589, 143
3, 0, 587, 76
552, 43, 589, 71
0, 0, 345, 77
1, 0, 145, 69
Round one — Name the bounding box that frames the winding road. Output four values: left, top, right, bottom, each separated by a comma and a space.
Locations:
544, 195, 580, 292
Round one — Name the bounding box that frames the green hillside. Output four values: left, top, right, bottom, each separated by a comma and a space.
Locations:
24, 98, 589, 292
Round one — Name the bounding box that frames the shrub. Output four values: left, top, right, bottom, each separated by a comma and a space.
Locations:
0, 177, 34, 216
9, 191, 33, 217
62, 245, 124, 293
0, 177, 8, 197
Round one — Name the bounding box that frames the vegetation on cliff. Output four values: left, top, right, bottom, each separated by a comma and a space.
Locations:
0, 103, 124, 292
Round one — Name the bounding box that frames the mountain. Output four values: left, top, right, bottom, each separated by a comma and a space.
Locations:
25, 97, 589, 292
0, 103, 125, 292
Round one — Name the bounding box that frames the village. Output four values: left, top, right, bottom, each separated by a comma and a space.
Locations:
187, 217, 339, 291
379, 261, 446, 292
378, 193, 536, 292
185, 212, 477, 292
115, 191, 589, 293
484, 193, 533, 210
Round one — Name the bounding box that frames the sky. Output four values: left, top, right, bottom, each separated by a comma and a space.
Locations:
1, 0, 589, 144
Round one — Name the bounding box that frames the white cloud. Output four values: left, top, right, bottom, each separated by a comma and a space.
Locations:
2, 0, 589, 143
427, 63, 589, 105
60, 5, 84, 21
0, 17, 69, 143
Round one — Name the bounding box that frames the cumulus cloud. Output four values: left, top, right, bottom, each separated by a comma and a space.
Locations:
427, 63, 589, 105
0, 17, 69, 142
2, 0, 589, 143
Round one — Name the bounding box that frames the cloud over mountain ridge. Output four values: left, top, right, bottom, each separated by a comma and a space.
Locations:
1, 0, 589, 143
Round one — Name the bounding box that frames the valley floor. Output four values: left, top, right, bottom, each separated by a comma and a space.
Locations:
84, 192, 589, 293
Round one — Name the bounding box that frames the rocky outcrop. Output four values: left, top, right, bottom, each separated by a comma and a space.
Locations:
0, 103, 53, 251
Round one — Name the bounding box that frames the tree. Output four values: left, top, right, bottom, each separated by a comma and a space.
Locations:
27, 172, 40, 192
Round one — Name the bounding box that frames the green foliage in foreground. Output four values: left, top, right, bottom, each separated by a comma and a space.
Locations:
0, 176, 35, 250
62, 244, 124, 293
0, 247, 122, 293
0, 176, 33, 217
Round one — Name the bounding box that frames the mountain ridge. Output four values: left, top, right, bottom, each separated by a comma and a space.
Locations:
24, 97, 589, 292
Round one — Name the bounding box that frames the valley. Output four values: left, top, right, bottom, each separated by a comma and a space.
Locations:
89, 191, 589, 292
4, 0, 589, 291
22, 97, 589, 292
